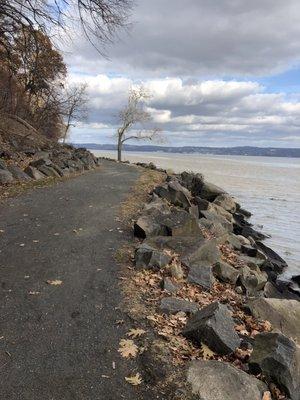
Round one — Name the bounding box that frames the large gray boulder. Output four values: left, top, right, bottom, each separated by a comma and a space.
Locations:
144, 195, 170, 214
145, 235, 206, 258
187, 264, 215, 290
180, 171, 204, 196
154, 180, 192, 210
186, 239, 221, 267
159, 297, 199, 314
213, 261, 240, 285
249, 332, 300, 400
135, 244, 172, 269
163, 277, 182, 294
187, 360, 266, 400
256, 241, 288, 274
38, 165, 61, 178
7, 165, 31, 181
162, 209, 202, 237
199, 181, 227, 201
30, 157, 52, 168
213, 193, 237, 213
209, 203, 233, 222
183, 301, 240, 355
134, 214, 169, 238
240, 265, 268, 296
248, 298, 300, 343
0, 169, 14, 184
200, 209, 233, 232
24, 166, 46, 180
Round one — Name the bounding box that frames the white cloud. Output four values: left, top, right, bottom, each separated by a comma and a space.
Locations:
63, 0, 300, 78
68, 73, 300, 147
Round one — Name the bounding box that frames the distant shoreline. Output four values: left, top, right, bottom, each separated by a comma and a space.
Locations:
74, 143, 300, 158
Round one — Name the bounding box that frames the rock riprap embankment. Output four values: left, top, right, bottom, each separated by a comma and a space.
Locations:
0, 145, 101, 185
132, 167, 300, 400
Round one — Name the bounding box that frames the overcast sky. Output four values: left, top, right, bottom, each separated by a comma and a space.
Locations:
64, 0, 300, 147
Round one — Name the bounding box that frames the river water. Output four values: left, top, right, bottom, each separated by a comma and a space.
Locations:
92, 150, 300, 278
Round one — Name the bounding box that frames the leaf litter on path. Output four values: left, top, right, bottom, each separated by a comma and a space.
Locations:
125, 373, 142, 386
118, 339, 138, 358
127, 328, 146, 339
46, 280, 63, 286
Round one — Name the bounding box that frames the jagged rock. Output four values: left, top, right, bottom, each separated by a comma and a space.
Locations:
200, 209, 233, 232
193, 196, 210, 211
256, 241, 288, 274
154, 180, 192, 210
237, 235, 251, 245
50, 164, 64, 177
199, 218, 229, 238
249, 332, 300, 400
241, 244, 258, 257
30, 157, 52, 168
187, 360, 266, 400
162, 209, 202, 237
144, 195, 170, 214
134, 214, 169, 238
183, 301, 240, 354
219, 233, 242, 250
213, 193, 237, 213
263, 281, 299, 300
0, 169, 14, 184
7, 165, 31, 181
159, 297, 199, 314
38, 165, 61, 178
238, 255, 265, 269
213, 261, 240, 284
209, 203, 233, 222
186, 239, 221, 267
145, 235, 206, 258
187, 264, 215, 290
199, 181, 226, 201
135, 244, 172, 269
236, 225, 267, 241
248, 298, 300, 342
180, 171, 204, 196
240, 265, 267, 295
24, 166, 46, 180
163, 277, 182, 293
188, 204, 199, 218
238, 206, 252, 218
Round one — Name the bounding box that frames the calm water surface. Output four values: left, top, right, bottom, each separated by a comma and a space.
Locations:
92, 150, 300, 277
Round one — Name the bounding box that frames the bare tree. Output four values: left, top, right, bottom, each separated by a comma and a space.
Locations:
0, 0, 133, 56
61, 83, 88, 143
116, 86, 161, 162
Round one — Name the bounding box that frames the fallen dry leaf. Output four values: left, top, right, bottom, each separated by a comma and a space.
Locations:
118, 339, 138, 358
201, 343, 216, 360
127, 328, 146, 339
46, 280, 63, 286
125, 373, 142, 386
262, 391, 272, 400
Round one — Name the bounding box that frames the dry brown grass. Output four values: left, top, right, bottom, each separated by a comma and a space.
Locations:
119, 167, 166, 226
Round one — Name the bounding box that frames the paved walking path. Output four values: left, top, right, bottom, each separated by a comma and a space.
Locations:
0, 160, 161, 400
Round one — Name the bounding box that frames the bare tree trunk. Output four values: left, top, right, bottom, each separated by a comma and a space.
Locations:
117, 135, 122, 161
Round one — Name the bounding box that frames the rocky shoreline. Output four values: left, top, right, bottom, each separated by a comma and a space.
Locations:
130, 163, 300, 400
0, 142, 101, 187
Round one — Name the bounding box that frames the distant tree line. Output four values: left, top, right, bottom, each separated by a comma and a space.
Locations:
0, 0, 133, 140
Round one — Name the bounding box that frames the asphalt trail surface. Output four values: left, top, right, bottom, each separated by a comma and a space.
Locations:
0, 160, 163, 400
